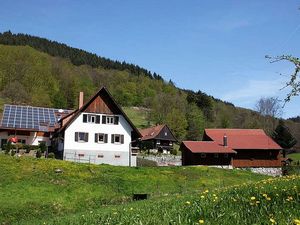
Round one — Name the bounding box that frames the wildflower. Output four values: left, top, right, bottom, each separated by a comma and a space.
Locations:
199, 219, 204, 224
213, 194, 216, 197
294, 219, 300, 225
266, 197, 271, 201
200, 195, 205, 199
130, 207, 133, 210
113, 212, 118, 215
270, 218, 276, 224
186, 201, 191, 205
256, 201, 260, 204
250, 196, 256, 200
262, 193, 268, 197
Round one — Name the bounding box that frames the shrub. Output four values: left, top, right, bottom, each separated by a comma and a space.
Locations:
38, 142, 47, 153
47, 152, 55, 159
170, 149, 178, 155
36, 150, 42, 158
4, 142, 12, 155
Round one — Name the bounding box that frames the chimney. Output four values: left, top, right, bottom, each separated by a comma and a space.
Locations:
79, 92, 84, 108
223, 134, 228, 147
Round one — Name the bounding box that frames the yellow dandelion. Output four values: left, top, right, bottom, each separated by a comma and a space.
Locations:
213, 194, 217, 197
250, 196, 256, 200
256, 201, 260, 204
293, 219, 300, 224
186, 201, 191, 205
200, 195, 205, 199
262, 193, 268, 197
199, 219, 204, 224
270, 218, 276, 224
266, 197, 271, 201
130, 207, 133, 210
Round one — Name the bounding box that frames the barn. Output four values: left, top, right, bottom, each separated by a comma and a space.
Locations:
181, 129, 282, 169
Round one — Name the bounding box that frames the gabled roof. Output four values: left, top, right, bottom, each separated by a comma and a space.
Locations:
182, 141, 236, 154
204, 129, 282, 150
57, 87, 141, 138
139, 124, 177, 141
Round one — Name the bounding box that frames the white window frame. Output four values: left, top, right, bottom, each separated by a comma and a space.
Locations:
76, 132, 88, 143
87, 115, 96, 123
97, 133, 105, 143
106, 116, 114, 124
114, 134, 121, 144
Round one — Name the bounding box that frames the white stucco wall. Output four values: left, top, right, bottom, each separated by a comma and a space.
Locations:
63, 112, 136, 166
0, 131, 50, 147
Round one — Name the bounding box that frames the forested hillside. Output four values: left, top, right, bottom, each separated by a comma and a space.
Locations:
0, 31, 299, 146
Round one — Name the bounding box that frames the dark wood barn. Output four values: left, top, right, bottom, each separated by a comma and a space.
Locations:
139, 124, 177, 152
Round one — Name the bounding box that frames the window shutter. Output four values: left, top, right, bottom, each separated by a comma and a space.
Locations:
95, 133, 98, 142
96, 115, 101, 124
121, 135, 124, 144
111, 134, 114, 143
85, 133, 89, 142
114, 116, 119, 125
104, 134, 108, 143
83, 114, 87, 123
75, 132, 78, 142
102, 115, 106, 124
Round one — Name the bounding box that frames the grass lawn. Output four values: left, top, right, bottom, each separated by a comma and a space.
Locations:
288, 153, 300, 163
27, 175, 300, 225
0, 154, 268, 224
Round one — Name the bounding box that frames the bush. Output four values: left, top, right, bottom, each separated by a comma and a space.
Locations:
36, 150, 42, 158
170, 149, 178, 155
47, 152, 55, 159
4, 142, 12, 155
38, 142, 47, 153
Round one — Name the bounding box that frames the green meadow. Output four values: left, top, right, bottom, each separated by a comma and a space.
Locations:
0, 154, 268, 224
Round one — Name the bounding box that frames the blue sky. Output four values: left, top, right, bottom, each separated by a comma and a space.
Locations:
1, 0, 300, 118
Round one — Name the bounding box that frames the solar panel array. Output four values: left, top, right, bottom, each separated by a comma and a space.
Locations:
0, 105, 72, 131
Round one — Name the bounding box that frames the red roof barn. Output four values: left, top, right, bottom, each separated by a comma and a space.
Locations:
181, 129, 282, 168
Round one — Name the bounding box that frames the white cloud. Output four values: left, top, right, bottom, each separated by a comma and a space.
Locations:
222, 78, 285, 102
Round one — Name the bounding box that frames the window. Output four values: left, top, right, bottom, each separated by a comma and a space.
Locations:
95, 133, 108, 143
75, 132, 89, 142
165, 132, 167, 136
200, 153, 206, 158
107, 116, 114, 124
224, 153, 228, 158
102, 115, 119, 125
214, 153, 219, 158
83, 114, 100, 124
115, 154, 121, 158
157, 140, 160, 145
111, 134, 124, 144
98, 154, 104, 158
88, 115, 95, 123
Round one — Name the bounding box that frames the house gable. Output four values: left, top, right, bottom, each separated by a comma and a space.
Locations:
58, 87, 141, 139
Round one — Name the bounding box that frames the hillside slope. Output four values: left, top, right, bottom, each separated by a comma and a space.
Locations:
0, 32, 299, 144
0, 154, 268, 224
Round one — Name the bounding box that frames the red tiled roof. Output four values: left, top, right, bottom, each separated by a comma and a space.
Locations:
139, 124, 165, 141
182, 141, 236, 154
205, 129, 282, 150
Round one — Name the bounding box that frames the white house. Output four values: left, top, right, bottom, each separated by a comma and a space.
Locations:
54, 87, 141, 166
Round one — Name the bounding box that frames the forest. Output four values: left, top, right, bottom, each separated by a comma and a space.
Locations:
0, 31, 299, 146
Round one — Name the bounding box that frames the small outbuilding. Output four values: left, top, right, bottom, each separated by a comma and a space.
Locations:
139, 124, 177, 153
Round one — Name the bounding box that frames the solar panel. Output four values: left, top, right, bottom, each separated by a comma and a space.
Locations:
0, 104, 73, 131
